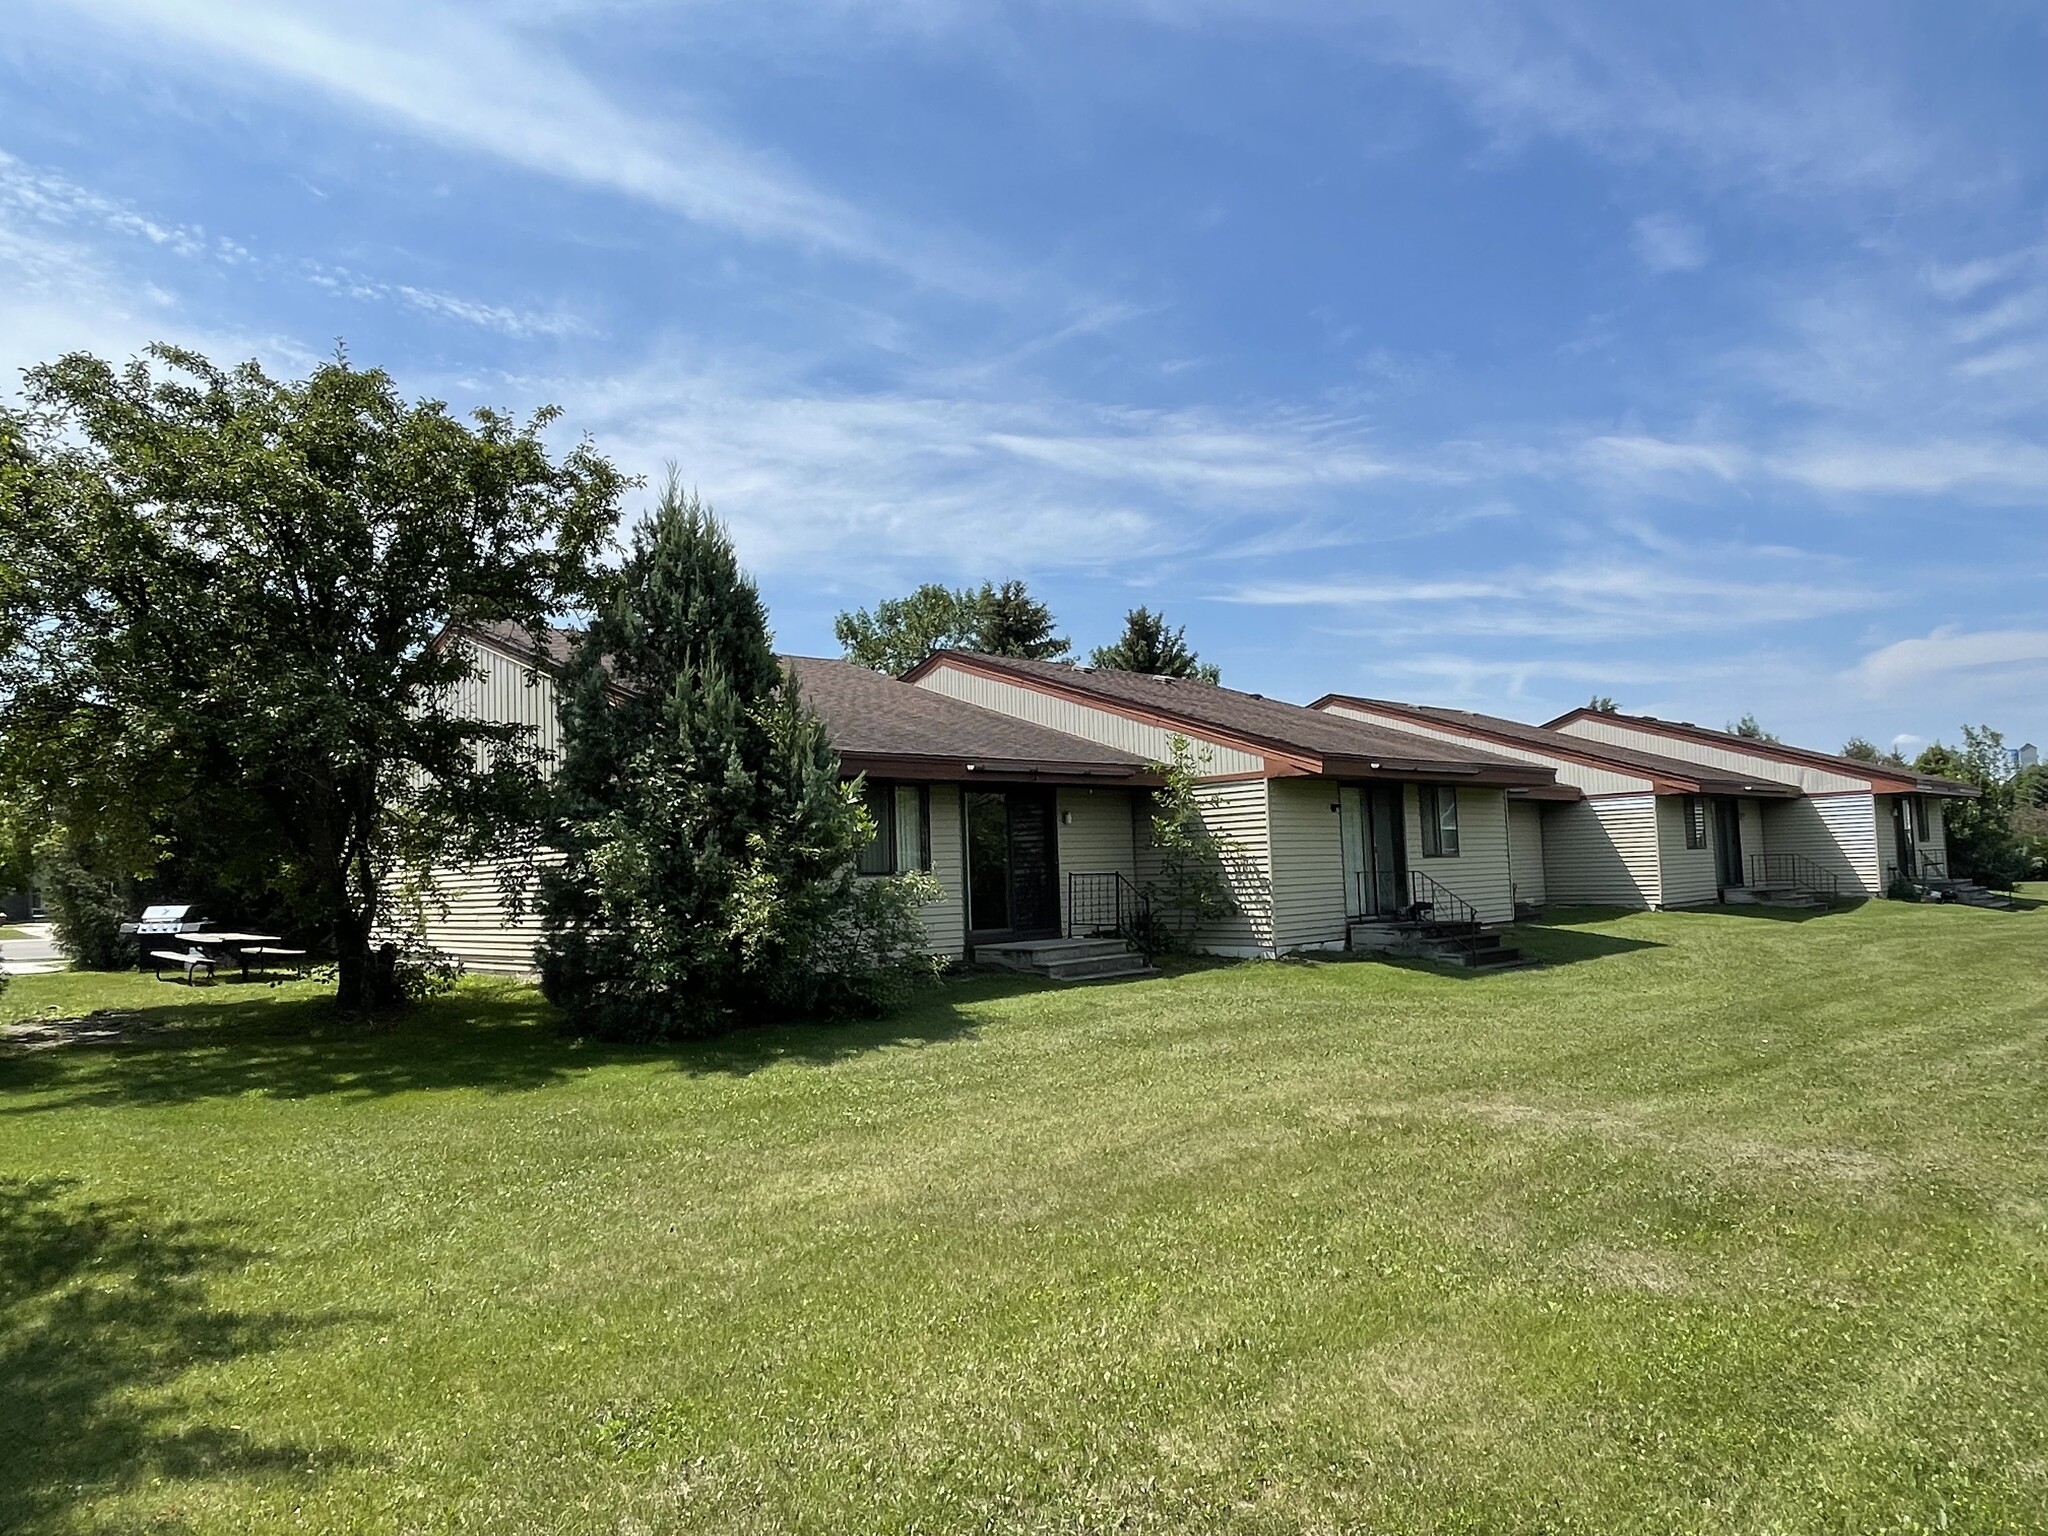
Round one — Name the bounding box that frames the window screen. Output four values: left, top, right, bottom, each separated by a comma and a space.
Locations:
894, 784, 929, 872
1684, 797, 1708, 850
856, 782, 895, 875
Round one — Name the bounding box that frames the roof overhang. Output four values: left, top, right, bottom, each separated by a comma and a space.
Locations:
837, 752, 1161, 786
1509, 783, 1584, 802
1315, 754, 1555, 789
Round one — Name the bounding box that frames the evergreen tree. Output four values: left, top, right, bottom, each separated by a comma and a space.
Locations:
972, 580, 1069, 661
1588, 695, 1618, 714
541, 478, 932, 1039
1090, 607, 1220, 682
1728, 713, 1779, 742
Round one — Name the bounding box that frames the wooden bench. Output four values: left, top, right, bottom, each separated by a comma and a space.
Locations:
151, 949, 217, 984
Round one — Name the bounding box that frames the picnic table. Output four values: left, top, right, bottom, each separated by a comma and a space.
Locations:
186, 932, 309, 979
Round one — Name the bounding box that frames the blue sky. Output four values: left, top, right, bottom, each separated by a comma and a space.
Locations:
4, 2, 2045, 756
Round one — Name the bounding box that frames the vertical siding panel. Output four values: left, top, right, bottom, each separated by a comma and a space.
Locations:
1265, 778, 1349, 951
1656, 796, 1720, 907
1508, 801, 1547, 908
1539, 796, 1660, 906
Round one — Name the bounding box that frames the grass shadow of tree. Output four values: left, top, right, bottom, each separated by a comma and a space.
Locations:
0, 980, 577, 1115
0, 1176, 371, 1533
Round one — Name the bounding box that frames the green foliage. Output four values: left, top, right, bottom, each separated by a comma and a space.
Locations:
541, 478, 933, 1039
833, 583, 982, 674
1138, 736, 1238, 953
34, 831, 134, 970
1728, 713, 1779, 741
1915, 726, 2032, 886
1089, 606, 1220, 683
1587, 695, 1618, 714
0, 345, 622, 1010
835, 578, 1068, 672
1842, 735, 1908, 767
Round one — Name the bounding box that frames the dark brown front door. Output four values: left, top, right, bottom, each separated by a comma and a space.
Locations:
966, 788, 1060, 937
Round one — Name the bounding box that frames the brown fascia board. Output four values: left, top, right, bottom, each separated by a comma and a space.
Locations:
905, 652, 1555, 787
1316, 693, 1803, 798
1540, 706, 1978, 798
838, 753, 1162, 787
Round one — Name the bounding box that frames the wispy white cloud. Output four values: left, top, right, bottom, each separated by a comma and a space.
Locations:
1851, 627, 2048, 695
1632, 212, 1708, 273
305, 266, 588, 340
44, 0, 1012, 296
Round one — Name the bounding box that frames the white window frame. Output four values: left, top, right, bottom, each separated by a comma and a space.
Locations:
1420, 785, 1460, 858
857, 781, 932, 876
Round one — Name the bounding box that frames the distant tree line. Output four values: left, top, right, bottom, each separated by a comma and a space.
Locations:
834, 586, 1221, 682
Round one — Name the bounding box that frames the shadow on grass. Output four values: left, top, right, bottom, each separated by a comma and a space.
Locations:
0, 1177, 369, 1534
1505, 922, 1663, 965
1685, 900, 1862, 924
0, 972, 1034, 1110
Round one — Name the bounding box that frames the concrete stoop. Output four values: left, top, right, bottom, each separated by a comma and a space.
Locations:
974, 935, 1156, 982
1722, 885, 1826, 911
1348, 920, 1539, 972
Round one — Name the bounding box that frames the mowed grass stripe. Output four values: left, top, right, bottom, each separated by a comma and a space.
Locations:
2, 892, 2045, 1533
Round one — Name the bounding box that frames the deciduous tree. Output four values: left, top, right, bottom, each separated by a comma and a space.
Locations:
0, 345, 624, 1008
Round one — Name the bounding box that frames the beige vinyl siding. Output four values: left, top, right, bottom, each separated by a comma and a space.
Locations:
915, 663, 1266, 776
1737, 798, 1767, 877
1404, 784, 1514, 925
458, 637, 562, 768
1540, 796, 1660, 906
1558, 718, 1868, 794
1761, 793, 1881, 895
1054, 786, 1140, 937
919, 784, 967, 959
1507, 800, 1547, 908
1322, 704, 1652, 796
1657, 797, 1719, 907
1921, 798, 1948, 871
1266, 778, 1349, 951
388, 857, 551, 974
1138, 779, 1272, 954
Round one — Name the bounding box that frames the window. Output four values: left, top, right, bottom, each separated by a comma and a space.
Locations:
1683, 796, 1707, 850
856, 781, 931, 875
1912, 796, 1929, 841
1420, 785, 1460, 857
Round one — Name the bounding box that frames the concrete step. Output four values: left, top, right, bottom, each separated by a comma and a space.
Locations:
1040, 954, 1158, 982
976, 937, 1133, 971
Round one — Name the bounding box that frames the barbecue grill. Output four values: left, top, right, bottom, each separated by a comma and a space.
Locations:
119, 904, 210, 961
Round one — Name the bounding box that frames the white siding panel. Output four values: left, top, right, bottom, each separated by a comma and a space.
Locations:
1508, 800, 1547, 908
1055, 787, 1140, 938
1137, 779, 1273, 954
1737, 798, 1768, 874
1323, 704, 1650, 796
916, 664, 1266, 776
1404, 784, 1515, 925
1558, 718, 1868, 794
1761, 793, 1881, 895
1539, 796, 1660, 907
1266, 778, 1349, 951
920, 784, 967, 960
387, 858, 550, 974
455, 638, 562, 771
1657, 796, 1719, 907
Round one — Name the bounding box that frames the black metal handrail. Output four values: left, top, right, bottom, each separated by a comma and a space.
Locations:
1066, 871, 1149, 941
1914, 851, 1948, 882
1748, 851, 1841, 901
1406, 869, 1479, 928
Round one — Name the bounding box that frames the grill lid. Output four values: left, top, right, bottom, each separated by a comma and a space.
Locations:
139, 904, 194, 923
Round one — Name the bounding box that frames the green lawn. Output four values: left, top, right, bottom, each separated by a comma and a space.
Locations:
4, 894, 2047, 1534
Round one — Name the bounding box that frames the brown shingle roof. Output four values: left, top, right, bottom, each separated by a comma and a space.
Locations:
1540, 707, 1979, 797
907, 652, 1560, 787
455, 623, 1154, 782
784, 656, 1154, 780
1314, 695, 1804, 797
